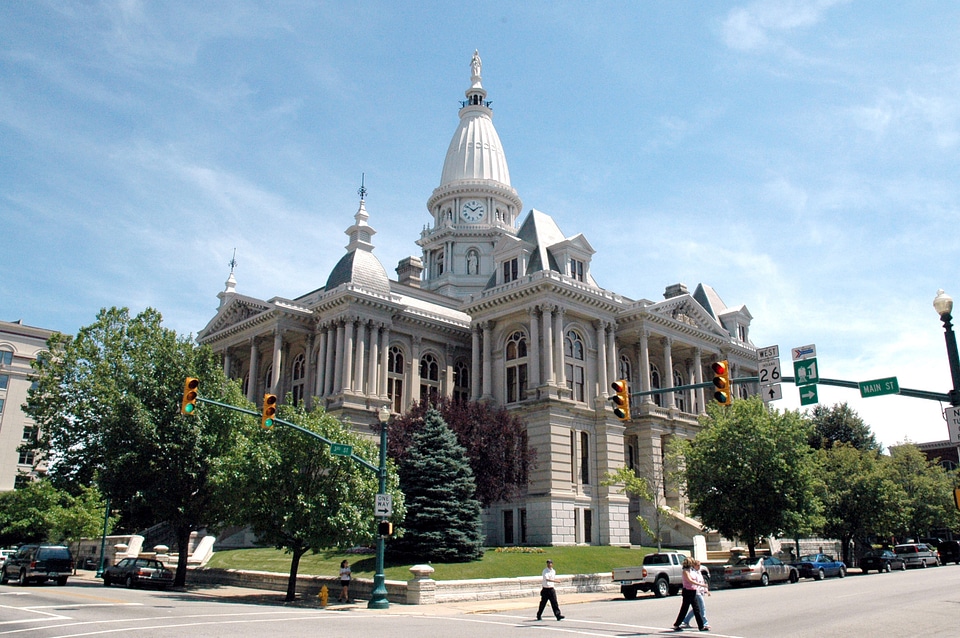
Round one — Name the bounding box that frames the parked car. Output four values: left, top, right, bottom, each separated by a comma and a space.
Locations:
894, 543, 940, 568
724, 555, 799, 587
936, 540, 960, 565
103, 557, 174, 589
0, 549, 15, 569
860, 549, 906, 573
0, 544, 73, 586
611, 552, 710, 599
792, 553, 846, 580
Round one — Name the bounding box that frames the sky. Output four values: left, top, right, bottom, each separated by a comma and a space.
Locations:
3, 1, 960, 450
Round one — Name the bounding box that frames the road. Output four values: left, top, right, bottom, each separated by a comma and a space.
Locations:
0, 565, 958, 637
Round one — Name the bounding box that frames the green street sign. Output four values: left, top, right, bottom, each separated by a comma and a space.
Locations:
793, 358, 819, 386
799, 384, 819, 406
859, 377, 899, 398
330, 443, 353, 457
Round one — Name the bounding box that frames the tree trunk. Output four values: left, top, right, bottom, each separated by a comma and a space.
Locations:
286, 546, 306, 602
174, 525, 191, 587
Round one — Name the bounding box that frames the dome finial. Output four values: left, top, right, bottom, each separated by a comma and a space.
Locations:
470, 50, 482, 88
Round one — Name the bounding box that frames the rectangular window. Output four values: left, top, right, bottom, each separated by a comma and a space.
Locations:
566, 365, 585, 402
580, 431, 590, 485
22, 426, 36, 442
570, 259, 584, 282
0, 351, 12, 366
503, 510, 514, 545
0, 398, 4, 413
0, 374, 8, 389
18, 449, 34, 466
570, 430, 576, 483
502, 258, 518, 283
519, 508, 527, 544
584, 509, 593, 544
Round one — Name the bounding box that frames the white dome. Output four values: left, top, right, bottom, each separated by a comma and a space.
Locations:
439, 103, 512, 187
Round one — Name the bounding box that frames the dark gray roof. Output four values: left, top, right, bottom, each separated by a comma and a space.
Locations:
325, 249, 391, 296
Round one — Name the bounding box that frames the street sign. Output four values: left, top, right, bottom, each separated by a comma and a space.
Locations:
793, 358, 819, 386
759, 359, 782, 386
946, 405, 960, 443
757, 345, 780, 361
375, 493, 393, 517
799, 384, 819, 406
792, 344, 816, 362
761, 383, 782, 403
858, 377, 900, 398
330, 443, 353, 457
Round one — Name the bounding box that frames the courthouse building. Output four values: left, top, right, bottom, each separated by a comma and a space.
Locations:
0, 320, 55, 491
198, 52, 760, 547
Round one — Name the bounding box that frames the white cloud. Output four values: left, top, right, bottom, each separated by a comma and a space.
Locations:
721, 0, 847, 51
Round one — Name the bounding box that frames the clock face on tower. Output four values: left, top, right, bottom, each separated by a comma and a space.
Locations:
461, 199, 486, 222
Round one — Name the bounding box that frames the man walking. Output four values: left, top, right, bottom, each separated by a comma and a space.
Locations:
536, 559, 564, 621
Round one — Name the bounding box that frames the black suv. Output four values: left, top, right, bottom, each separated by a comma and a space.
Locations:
937, 540, 960, 565
0, 544, 74, 586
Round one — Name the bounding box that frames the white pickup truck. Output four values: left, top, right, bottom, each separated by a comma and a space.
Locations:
611, 551, 708, 599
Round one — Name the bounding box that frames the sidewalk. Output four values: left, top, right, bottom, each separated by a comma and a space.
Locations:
72, 568, 616, 615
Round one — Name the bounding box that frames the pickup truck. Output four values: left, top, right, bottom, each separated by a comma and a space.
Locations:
611, 551, 707, 599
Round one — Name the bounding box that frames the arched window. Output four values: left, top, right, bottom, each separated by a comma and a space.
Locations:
505, 331, 528, 403
650, 364, 662, 407
619, 353, 632, 384
0, 349, 12, 366
387, 346, 404, 413
292, 353, 306, 406
419, 353, 441, 404
242, 372, 250, 397
673, 369, 685, 412
564, 330, 585, 402
454, 360, 470, 401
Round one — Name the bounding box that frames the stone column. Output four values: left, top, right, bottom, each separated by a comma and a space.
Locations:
471, 325, 481, 400
356, 320, 367, 395
528, 307, 540, 390
607, 323, 618, 388
481, 322, 493, 399
333, 320, 344, 394
595, 320, 607, 398
379, 326, 391, 401
270, 330, 282, 392
554, 308, 565, 388
304, 334, 316, 409
222, 351, 232, 379
409, 336, 421, 407
638, 331, 651, 403
368, 324, 380, 398
343, 318, 355, 392
247, 339, 259, 402
542, 306, 555, 384
694, 348, 704, 413
316, 326, 328, 397
662, 337, 674, 409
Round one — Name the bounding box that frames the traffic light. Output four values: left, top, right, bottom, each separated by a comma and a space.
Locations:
610, 379, 630, 421
378, 520, 393, 536
261, 394, 278, 429
711, 360, 732, 405
180, 377, 199, 415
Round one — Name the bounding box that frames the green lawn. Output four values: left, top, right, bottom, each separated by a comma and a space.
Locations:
206, 545, 663, 581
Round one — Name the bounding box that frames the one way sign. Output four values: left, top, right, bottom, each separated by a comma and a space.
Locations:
762, 384, 783, 403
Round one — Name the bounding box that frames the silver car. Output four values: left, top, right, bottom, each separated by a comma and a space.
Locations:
893, 543, 939, 568
724, 555, 799, 587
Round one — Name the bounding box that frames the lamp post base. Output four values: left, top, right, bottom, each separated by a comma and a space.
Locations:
367, 574, 390, 609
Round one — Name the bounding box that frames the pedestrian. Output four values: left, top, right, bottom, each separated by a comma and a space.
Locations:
681, 559, 710, 630
536, 559, 564, 621
338, 560, 351, 603
673, 557, 706, 631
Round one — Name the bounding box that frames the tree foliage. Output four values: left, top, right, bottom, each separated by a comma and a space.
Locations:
808, 402, 880, 452
601, 466, 667, 550
24, 307, 247, 586
886, 442, 960, 540
679, 397, 819, 558
817, 444, 905, 562
0, 480, 111, 554
213, 401, 403, 601
384, 398, 533, 508
392, 408, 484, 562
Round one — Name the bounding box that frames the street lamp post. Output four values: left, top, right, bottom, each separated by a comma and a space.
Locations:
367, 405, 391, 610
934, 289, 960, 408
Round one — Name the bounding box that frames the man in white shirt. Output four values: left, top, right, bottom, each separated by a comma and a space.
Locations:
536, 559, 564, 621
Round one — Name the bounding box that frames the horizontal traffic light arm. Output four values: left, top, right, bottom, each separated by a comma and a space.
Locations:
780, 376, 951, 403
626, 377, 758, 398
193, 397, 380, 475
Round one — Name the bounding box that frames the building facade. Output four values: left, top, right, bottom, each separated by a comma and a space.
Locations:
198, 52, 760, 547
0, 320, 55, 491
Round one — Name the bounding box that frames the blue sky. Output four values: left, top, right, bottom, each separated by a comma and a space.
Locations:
3, 1, 960, 449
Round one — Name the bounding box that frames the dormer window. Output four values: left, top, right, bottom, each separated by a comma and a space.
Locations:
570, 258, 584, 282
503, 257, 519, 283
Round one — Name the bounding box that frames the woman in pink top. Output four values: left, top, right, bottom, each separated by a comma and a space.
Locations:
672, 557, 706, 631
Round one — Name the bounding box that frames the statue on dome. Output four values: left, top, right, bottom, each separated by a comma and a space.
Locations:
470, 50, 482, 84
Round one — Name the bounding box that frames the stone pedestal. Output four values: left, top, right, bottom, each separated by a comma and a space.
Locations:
406, 564, 436, 605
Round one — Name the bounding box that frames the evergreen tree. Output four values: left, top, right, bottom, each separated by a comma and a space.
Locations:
393, 408, 484, 562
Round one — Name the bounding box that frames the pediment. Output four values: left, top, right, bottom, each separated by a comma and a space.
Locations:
648, 294, 728, 337
198, 295, 273, 339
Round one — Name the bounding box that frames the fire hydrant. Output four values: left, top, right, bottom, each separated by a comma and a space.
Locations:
319, 585, 329, 607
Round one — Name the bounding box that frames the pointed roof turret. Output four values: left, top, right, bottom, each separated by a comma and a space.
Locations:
325, 178, 391, 295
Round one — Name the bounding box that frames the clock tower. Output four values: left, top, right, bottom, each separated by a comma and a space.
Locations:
418, 50, 523, 299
